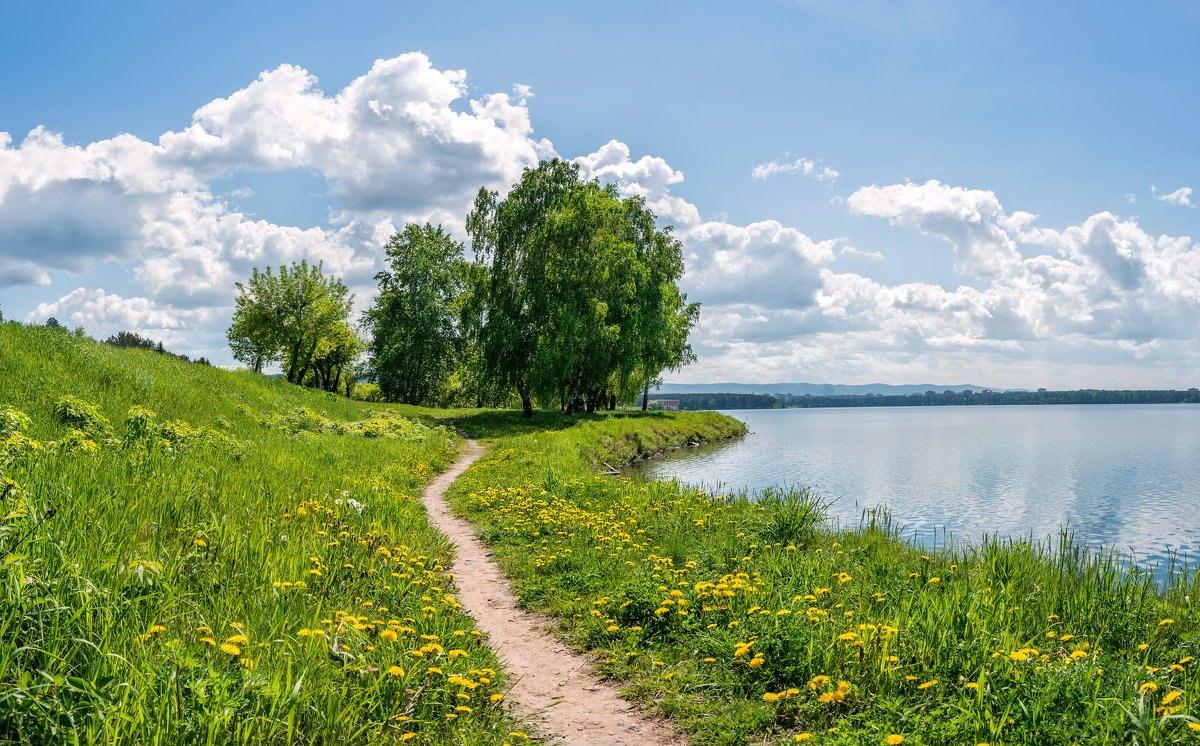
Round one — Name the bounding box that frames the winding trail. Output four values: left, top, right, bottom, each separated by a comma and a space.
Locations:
423, 440, 684, 745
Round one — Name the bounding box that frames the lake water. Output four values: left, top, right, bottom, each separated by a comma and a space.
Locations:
639, 405, 1200, 569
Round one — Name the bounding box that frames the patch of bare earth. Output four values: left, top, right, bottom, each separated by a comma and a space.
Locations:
422, 440, 685, 745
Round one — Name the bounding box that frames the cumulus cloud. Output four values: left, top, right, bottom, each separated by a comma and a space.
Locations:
1155, 186, 1194, 207
24, 287, 223, 353
751, 155, 839, 183
0, 53, 552, 306
574, 140, 700, 229
848, 180, 1022, 277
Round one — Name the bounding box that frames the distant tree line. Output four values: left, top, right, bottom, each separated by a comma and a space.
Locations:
775, 389, 1200, 408
651, 393, 781, 410
226, 158, 699, 414
104, 330, 212, 365
20, 318, 213, 366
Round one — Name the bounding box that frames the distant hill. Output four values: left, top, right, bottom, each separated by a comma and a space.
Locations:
655, 382, 1000, 396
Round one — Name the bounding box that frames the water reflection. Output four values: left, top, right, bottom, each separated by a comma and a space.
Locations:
639, 405, 1200, 571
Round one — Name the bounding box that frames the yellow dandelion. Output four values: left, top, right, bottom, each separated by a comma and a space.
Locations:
219, 643, 241, 656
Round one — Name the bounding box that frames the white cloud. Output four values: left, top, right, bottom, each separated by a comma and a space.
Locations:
751, 155, 839, 183
848, 179, 1021, 277
24, 287, 223, 354
574, 139, 700, 229
1156, 186, 1194, 207
682, 220, 836, 309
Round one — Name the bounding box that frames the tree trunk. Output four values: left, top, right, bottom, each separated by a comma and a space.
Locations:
642, 385, 649, 411
608, 393, 617, 410
518, 383, 533, 418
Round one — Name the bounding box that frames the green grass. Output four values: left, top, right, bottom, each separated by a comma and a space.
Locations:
0, 323, 525, 744
9, 321, 1200, 744
447, 410, 1200, 744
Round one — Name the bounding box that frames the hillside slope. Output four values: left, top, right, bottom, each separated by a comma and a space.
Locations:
0, 323, 521, 743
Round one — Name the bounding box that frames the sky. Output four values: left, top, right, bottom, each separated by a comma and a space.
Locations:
2, 1, 1198, 388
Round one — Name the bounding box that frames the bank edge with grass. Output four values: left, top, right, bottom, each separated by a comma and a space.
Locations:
448, 412, 1200, 745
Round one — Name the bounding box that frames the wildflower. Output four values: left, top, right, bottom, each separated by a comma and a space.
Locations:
809, 675, 831, 690
387, 665, 405, 677
885, 737, 905, 745
490, 693, 505, 702
240, 657, 255, 669
1138, 681, 1158, 694
226, 634, 248, 645
1161, 690, 1182, 705
220, 643, 242, 656
836, 572, 853, 584
1158, 618, 1175, 627
763, 692, 782, 703
837, 631, 858, 643
964, 682, 979, 690
448, 649, 468, 658
795, 734, 813, 742
917, 679, 938, 690
198, 636, 216, 646
194, 538, 207, 547
379, 629, 398, 642
1189, 722, 1200, 733
927, 577, 941, 584
1137, 643, 1149, 651
748, 654, 765, 668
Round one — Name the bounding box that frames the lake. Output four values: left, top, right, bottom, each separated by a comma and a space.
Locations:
639, 404, 1200, 569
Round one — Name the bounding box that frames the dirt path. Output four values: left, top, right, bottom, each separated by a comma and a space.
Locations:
423, 440, 684, 745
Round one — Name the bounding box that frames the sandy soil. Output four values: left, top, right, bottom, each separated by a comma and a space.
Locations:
422, 440, 685, 745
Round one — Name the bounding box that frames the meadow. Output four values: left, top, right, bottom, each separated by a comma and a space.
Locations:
448, 413, 1200, 744
6, 322, 1200, 745
0, 323, 524, 744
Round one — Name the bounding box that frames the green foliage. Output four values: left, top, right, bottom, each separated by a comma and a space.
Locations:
0, 323, 523, 744
363, 224, 473, 405
467, 159, 698, 416
52, 395, 114, 439
447, 412, 1200, 744
226, 260, 359, 392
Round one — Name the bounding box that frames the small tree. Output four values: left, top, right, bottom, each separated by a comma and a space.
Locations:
227, 260, 353, 383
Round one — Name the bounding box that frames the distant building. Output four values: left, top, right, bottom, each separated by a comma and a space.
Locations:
649, 399, 680, 411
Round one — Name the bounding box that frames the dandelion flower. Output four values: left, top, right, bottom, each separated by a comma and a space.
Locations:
1138, 681, 1158, 694
1161, 690, 1182, 705
885, 736, 905, 745
387, 665, 405, 677
220, 643, 242, 656
795, 734, 813, 743
917, 679, 938, 690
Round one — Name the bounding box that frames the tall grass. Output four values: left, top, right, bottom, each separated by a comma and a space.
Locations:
0, 324, 523, 744
447, 413, 1200, 744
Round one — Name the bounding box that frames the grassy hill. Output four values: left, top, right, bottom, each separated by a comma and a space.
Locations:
0, 322, 518, 743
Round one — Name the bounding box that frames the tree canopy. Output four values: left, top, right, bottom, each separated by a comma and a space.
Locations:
362, 224, 471, 405
226, 260, 359, 393
229, 159, 700, 413
468, 159, 698, 415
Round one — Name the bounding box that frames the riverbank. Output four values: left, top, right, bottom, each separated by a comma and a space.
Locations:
448, 410, 1200, 744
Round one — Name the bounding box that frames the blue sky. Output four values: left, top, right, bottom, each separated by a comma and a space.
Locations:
2, 1, 1198, 386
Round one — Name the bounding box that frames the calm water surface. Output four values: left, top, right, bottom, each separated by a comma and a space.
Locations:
640, 405, 1200, 567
